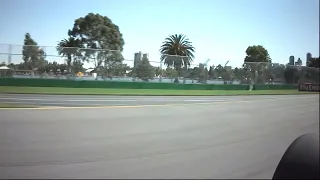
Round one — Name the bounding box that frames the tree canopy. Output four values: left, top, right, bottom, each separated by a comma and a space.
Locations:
307, 57, 320, 68
159, 34, 195, 69
64, 13, 125, 79
244, 45, 271, 63
56, 36, 84, 74
68, 13, 124, 51
22, 33, 47, 76
243, 45, 272, 84
159, 34, 195, 83
136, 57, 155, 81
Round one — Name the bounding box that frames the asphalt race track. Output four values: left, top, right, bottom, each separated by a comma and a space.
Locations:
0, 94, 319, 179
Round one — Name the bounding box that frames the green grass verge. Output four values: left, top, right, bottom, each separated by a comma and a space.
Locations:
0, 103, 38, 108
0, 86, 317, 96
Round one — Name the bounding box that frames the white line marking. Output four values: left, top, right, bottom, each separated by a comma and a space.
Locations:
183, 100, 226, 102
0, 98, 228, 102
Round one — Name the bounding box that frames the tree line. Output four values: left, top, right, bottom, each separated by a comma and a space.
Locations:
1, 13, 319, 84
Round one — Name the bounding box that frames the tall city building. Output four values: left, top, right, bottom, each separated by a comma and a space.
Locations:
134, 51, 142, 67
134, 51, 149, 67
306, 52, 312, 65
289, 56, 295, 65
142, 53, 149, 60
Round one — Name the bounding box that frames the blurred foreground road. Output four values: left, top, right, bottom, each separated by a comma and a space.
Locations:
0, 94, 319, 179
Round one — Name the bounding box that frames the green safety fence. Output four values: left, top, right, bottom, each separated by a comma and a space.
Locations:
254, 84, 298, 90
0, 78, 298, 90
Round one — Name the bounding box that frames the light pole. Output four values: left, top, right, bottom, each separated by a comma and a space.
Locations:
223, 60, 229, 84
224, 60, 229, 67
8, 44, 12, 65
203, 59, 211, 84
159, 57, 163, 82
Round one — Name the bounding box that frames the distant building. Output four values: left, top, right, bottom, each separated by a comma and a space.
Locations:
142, 53, 149, 60
296, 58, 302, 65
134, 51, 149, 67
289, 56, 295, 65
306, 52, 312, 65
134, 51, 142, 67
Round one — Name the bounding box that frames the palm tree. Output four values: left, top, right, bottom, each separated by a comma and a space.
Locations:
56, 37, 83, 75
159, 34, 195, 83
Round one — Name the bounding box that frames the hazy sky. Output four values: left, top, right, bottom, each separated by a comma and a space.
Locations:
0, 0, 319, 68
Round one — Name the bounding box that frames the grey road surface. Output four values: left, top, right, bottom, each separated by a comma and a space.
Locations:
0, 94, 319, 179
0, 94, 316, 107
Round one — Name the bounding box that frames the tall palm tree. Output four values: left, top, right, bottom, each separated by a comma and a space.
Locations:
159, 34, 195, 83
56, 37, 83, 75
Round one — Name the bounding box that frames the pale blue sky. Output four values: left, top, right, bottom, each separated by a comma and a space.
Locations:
0, 0, 319, 68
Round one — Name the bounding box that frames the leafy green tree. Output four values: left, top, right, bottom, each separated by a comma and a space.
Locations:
305, 57, 319, 83
243, 45, 271, 84
56, 37, 84, 75
59, 64, 68, 75
154, 67, 163, 77
102, 51, 124, 79
221, 66, 234, 84
283, 66, 298, 84
244, 45, 271, 63
262, 64, 277, 84
214, 64, 224, 78
233, 67, 243, 80
8, 62, 26, 71
22, 33, 47, 76
48, 61, 60, 75
267, 64, 285, 83
307, 57, 320, 68
187, 67, 199, 83
136, 57, 155, 81
159, 34, 195, 83
208, 65, 218, 80
113, 63, 130, 77
68, 13, 125, 79
102, 62, 130, 80
164, 67, 177, 82
211, 64, 234, 83
72, 60, 85, 74
198, 63, 208, 84
37, 61, 50, 75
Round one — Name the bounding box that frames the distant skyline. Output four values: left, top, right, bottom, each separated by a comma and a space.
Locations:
0, 0, 319, 68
